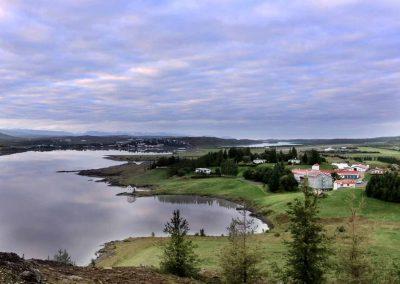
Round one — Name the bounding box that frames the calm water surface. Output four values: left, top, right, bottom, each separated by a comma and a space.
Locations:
0, 150, 268, 265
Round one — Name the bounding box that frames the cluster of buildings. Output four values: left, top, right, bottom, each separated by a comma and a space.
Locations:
292, 163, 379, 191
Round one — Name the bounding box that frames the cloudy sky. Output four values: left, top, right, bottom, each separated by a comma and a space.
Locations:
0, 0, 399, 139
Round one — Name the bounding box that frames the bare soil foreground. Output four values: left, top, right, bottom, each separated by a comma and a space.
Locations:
0, 252, 198, 284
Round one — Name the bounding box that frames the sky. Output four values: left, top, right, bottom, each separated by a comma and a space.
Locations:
0, 0, 399, 139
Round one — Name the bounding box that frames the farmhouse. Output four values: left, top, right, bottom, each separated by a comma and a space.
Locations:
351, 163, 369, 172
253, 159, 266, 164
337, 170, 361, 180
331, 162, 350, 170
312, 164, 320, 170
195, 168, 211, 175
288, 158, 301, 164
292, 169, 333, 190
369, 167, 385, 175
333, 179, 357, 190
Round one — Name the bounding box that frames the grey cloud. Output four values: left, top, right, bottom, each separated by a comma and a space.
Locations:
0, 0, 399, 138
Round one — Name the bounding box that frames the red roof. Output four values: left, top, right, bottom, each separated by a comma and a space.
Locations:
292, 169, 331, 177
337, 170, 360, 175
335, 179, 357, 184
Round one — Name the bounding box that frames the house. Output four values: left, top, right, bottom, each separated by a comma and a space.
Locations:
253, 159, 266, 164
195, 168, 211, 175
288, 159, 301, 164
331, 162, 350, 170
333, 179, 357, 190
312, 164, 320, 170
351, 163, 369, 172
369, 167, 385, 175
292, 169, 333, 190
337, 170, 361, 180
324, 147, 335, 152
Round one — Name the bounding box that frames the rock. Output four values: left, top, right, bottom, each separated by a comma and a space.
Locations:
20, 268, 42, 283
67, 275, 83, 281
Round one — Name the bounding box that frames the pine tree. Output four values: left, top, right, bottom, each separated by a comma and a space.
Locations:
290, 147, 298, 158
269, 163, 284, 192
285, 180, 330, 283
160, 210, 199, 277
53, 249, 74, 265
219, 209, 263, 283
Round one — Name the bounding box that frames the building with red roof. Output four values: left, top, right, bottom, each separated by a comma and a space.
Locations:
333, 179, 357, 190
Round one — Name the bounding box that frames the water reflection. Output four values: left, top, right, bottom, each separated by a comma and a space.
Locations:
156, 195, 238, 209
0, 150, 268, 265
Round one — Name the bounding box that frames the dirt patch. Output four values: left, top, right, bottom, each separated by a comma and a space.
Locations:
0, 252, 200, 284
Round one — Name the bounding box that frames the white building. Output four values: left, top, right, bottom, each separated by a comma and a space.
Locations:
292, 169, 333, 190
333, 179, 356, 190
324, 147, 335, 152
312, 164, 320, 170
331, 162, 350, 170
369, 167, 384, 175
195, 168, 212, 175
253, 159, 266, 164
351, 164, 369, 172
288, 159, 301, 164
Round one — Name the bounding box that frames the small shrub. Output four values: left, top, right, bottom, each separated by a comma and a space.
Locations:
53, 249, 74, 266
337, 225, 346, 233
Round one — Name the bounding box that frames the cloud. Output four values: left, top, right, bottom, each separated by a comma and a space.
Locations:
0, 0, 399, 138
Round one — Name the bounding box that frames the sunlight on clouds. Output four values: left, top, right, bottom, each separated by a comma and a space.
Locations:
129, 67, 160, 76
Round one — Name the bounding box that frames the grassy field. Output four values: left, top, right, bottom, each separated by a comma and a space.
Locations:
324, 146, 400, 168
97, 183, 400, 272
91, 149, 400, 274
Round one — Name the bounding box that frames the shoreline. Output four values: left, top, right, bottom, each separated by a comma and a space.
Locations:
77, 161, 274, 229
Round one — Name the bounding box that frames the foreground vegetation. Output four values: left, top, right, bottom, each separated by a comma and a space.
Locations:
90, 145, 400, 282
97, 189, 400, 278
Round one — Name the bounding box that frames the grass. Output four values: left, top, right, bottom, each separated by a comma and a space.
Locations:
97, 189, 400, 270
92, 154, 400, 273
97, 234, 288, 270
97, 173, 400, 271
160, 177, 267, 202
123, 168, 169, 186
352, 147, 400, 158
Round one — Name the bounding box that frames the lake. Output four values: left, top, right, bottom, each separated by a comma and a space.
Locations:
0, 150, 268, 265
233, 142, 301, 148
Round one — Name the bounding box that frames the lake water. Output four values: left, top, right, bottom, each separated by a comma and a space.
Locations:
233, 142, 301, 148
0, 150, 268, 265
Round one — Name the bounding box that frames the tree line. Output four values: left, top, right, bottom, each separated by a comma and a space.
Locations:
153, 146, 325, 179
366, 172, 400, 202
243, 162, 298, 192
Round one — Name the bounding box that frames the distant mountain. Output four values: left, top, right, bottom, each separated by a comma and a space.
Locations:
0, 129, 74, 138
82, 131, 183, 137
0, 132, 17, 141
178, 136, 261, 147
1, 129, 185, 138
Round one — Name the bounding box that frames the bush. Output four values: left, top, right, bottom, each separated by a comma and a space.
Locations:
53, 249, 74, 266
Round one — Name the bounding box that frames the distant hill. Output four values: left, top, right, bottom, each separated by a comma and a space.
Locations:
0, 129, 184, 138
0, 129, 74, 138
284, 136, 400, 145
0, 132, 16, 140
178, 136, 261, 147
